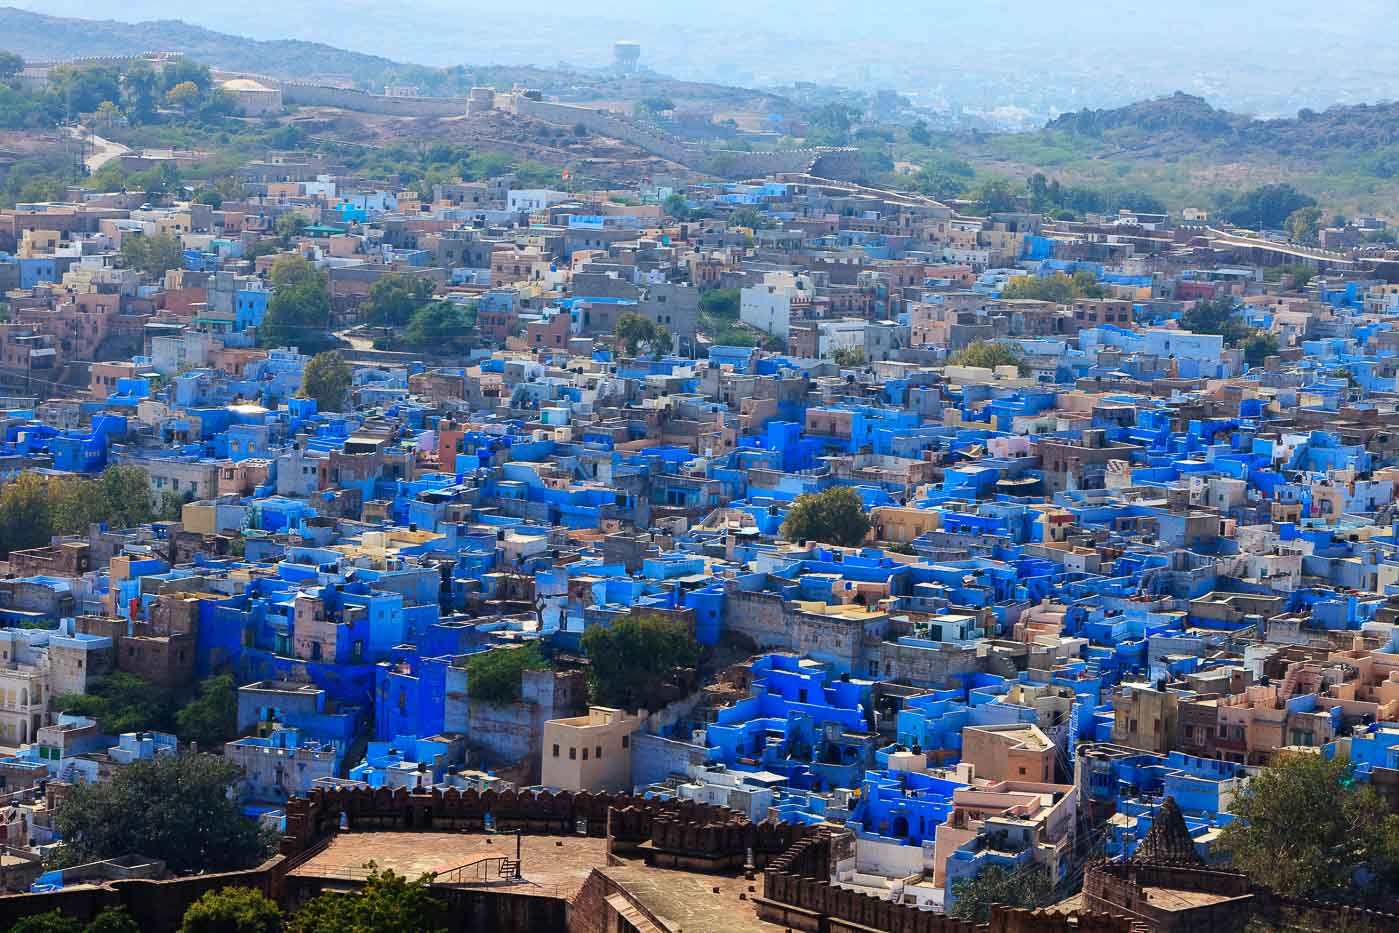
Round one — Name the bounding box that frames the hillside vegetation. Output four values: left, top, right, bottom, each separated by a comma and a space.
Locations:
913, 92, 1399, 215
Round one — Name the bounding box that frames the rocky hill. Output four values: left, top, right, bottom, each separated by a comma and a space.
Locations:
0, 7, 402, 81
1048, 91, 1399, 162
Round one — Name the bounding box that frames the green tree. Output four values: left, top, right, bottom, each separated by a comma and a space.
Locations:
637, 96, 675, 119
175, 673, 239, 749
0, 472, 55, 557
909, 164, 972, 202
52, 466, 157, 535
1221, 183, 1316, 230
1218, 753, 1399, 899
274, 212, 308, 243
285, 865, 445, 933
87, 908, 142, 933
165, 80, 202, 115
261, 258, 332, 353
0, 51, 23, 80
1001, 270, 1105, 302
122, 63, 160, 123
179, 886, 283, 933
1180, 294, 1253, 346
465, 644, 551, 706
1027, 172, 1050, 212
726, 206, 770, 230
121, 233, 186, 278
1285, 206, 1325, 245
53, 754, 264, 873
363, 273, 433, 327
404, 301, 469, 350
51, 64, 122, 119
908, 119, 931, 145
780, 486, 872, 548
949, 863, 1054, 922
55, 672, 176, 735
581, 613, 699, 710
10, 912, 83, 933
966, 177, 1019, 214
1242, 331, 1279, 367
807, 103, 860, 145
614, 312, 670, 357
699, 288, 740, 320
831, 346, 865, 366
299, 350, 352, 412
161, 60, 213, 94
93, 100, 120, 130
948, 340, 1029, 374
662, 193, 692, 221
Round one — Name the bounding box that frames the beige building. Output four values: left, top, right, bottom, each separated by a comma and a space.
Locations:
220, 78, 284, 116
960, 723, 1055, 783
541, 706, 642, 793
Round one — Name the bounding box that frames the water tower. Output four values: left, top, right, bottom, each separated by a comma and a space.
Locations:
613, 41, 641, 74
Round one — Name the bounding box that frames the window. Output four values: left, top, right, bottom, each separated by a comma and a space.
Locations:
552, 744, 560, 758
595, 745, 602, 759
581, 748, 588, 761
621, 734, 629, 749
569, 747, 576, 760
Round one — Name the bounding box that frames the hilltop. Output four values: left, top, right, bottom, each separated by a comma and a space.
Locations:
1046, 91, 1399, 159
931, 92, 1399, 214
0, 7, 402, 81
0, 7, 790, 118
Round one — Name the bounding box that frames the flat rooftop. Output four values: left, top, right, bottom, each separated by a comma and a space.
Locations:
289, 831, 789, 929
290, 831, 609, 898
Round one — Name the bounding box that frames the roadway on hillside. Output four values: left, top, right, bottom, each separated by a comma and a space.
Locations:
70, 125, 129, 173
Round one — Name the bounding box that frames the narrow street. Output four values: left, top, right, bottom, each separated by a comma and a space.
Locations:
69, 124, 130, 173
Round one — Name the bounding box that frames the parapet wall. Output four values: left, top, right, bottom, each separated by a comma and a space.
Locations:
761, 833, 1146, 933
513, 97, 698, 164
271, 80, 467, 117
282, 784, 812, 864
0, 855, 288, 932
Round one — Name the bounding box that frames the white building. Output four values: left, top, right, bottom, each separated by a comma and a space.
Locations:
740, 272, 813, 339
506, 189, 570, 213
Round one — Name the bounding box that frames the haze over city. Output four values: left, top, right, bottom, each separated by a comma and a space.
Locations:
1, 4, 1398, 932
5, 0, 1397, 116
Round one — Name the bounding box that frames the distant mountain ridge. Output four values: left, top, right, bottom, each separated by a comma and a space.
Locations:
0, 6, 404, 81
1047, 91, 1399, 157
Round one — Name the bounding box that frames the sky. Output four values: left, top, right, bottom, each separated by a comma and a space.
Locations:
6, 1, 1393, 117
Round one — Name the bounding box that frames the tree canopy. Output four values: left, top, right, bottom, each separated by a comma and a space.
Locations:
947, 340, 1029, 375
404, 301, 470, 351
53, 754, 265, 873
0, 467, 156, 558
465, 644, 551, 706
260, 257, 333, 353
1218, 753, 1399, 899
174, 673, 240, 750
1285, 205, 1325, 245
780, 486, 872, 548
614, 312, 671, 357
948, 863, 1054, 922
1179, 294, 1255, 346
363, 273, 433, 327
120, 233, 185, 278
1000, 270, 1105, 302
965, 177, 1019, 215
1220, 183, 1316, 230
179, 886, 283, 933
300, 351, 352, 412
581, 613, 699, 711
284, 865, 445, 933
